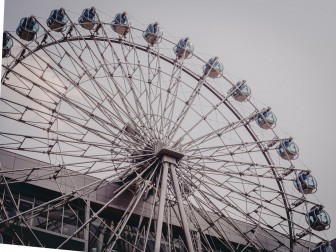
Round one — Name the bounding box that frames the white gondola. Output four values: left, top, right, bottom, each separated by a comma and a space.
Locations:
306, 205, 331, 231
174, 37, 194, 59
111, 12, 130, 35
78, 7, 97, 30
16, 16, 39, 41
229, 80, 251, 102
143, 22, 163, 45
276, 139, 299, 160
203, 57, 223, 78
46, 8, 68, 32
255, 110, 277, 129
294, 171, 317, 194
2, 32, 13, 57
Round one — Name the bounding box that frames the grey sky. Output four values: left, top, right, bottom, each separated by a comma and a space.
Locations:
1, 0, 336, 240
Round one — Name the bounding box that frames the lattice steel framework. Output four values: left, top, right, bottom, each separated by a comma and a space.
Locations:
0, 7, 331, 252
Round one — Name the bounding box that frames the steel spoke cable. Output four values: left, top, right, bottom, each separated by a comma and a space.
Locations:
91, 18, 157, 141
6, 31, 149, 147
1, 156, 158, 225
179, 161, 318, 209
180, 166, 325, 243
117, 31, 160, 141
105, 163, 158, 251
1, 78, 145, 151
54, 160, 158, 249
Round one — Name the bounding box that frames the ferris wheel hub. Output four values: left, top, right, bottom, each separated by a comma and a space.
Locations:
155, 142, 184, 162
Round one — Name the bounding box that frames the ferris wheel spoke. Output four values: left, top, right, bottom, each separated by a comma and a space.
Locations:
138, 164, 163, 251
128, 182, 157, 251
145, 45, 166, 139
162, 90, 257, 153
1, 75, 147, 151
0, 132, 109, 158
0, 97, 140, 154
96, 167, 160, 251
180, 163, 312, 217
161, 47, 196, 135
39, 41, 114, 110
0, 131, 141, 153
0, 147, 136, 163
179, 115, 259, 151
88, 37, 156, 142
4, 56, 109, 127
169, 171, 236, 251
105, 166, 158, 251
18, 40, 91, 97
175, 97, 257, 151
0, 125, 141, 162
185, 195, 239, 251
183, 146, 281, 164
1, 154, 156, 190
187, 170, 281, 219
186, 165, 293, 182
184, 137, 289, 160
0, 174, 115, 227
159, 62, 185, 139
105, 188, 148, 251
165, 75, 211, 144
36, 26, 153, 143
165, 63, 232, 144
117, 35, 160, 139
56, 160, 157, 249
182, 155, 298, 175
181, 200, 218, 252
92, 22, 157, 141
187, 180, 289, 251
112, 74, 226, 149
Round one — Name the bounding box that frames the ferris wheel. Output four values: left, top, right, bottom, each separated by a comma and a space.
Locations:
1, 7, 333, 252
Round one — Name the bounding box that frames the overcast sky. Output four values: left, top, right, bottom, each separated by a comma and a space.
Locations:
1, 0, 336, 240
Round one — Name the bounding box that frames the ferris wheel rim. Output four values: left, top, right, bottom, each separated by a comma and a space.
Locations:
1, 7, 330, 251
